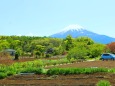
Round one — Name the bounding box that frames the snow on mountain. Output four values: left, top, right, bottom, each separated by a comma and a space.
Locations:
50, 24, 115, 44
52, 24, 94, 37
62, 24, 84, 32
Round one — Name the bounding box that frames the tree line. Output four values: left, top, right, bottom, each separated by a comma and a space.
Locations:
0, 35, 114, 60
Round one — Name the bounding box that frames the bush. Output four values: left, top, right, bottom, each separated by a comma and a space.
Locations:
96, 80, 111, 86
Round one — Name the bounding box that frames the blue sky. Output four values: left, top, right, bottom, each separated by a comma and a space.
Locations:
0, 0, 115, 37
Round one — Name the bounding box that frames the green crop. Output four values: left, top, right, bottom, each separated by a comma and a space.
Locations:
96, 80, 111, 86
47, 68, 109, 75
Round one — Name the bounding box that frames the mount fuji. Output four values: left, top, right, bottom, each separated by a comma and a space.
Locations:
50, 24, 115, 44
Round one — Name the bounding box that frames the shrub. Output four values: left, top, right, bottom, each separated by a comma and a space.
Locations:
96, 80, 111, 86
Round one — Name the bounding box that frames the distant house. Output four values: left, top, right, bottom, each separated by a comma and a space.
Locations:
4, 49, 16, 56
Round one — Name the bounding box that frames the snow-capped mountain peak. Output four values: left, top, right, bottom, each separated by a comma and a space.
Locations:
50, 24, 115, 44
62, 24, 84, 32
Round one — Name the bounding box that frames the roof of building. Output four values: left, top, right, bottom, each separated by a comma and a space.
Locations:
4, 49, 16, 52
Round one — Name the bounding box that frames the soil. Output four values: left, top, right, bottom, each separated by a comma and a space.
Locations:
46, 60, 115, 69
0, 59, 115, 86
0, 73, 115, 86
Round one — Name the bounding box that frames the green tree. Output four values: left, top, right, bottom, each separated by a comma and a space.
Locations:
75, 37, 94, 45
0, 40, 10, 50
67, 44, 87, 60
35, 45, 45, 57
89, 44, 105, 58
63, 35, 74, 51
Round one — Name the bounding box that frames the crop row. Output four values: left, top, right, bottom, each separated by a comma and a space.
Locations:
47, 67, 115, 75
1, 64, 115, 79
0, 58, 75, 79
0, 57, 115, 79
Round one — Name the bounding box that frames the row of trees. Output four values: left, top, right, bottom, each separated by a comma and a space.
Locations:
66, 36, 105, 60
0, 35, 114, 60
0, 36, 63, 58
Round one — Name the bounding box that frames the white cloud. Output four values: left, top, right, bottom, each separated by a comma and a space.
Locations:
26, 33, 37, 36
16, 32, 38, 36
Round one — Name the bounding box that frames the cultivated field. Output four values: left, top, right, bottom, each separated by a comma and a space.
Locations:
0, 59, 115, 86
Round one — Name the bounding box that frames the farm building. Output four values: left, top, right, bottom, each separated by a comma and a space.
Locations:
4, 49, 16, 56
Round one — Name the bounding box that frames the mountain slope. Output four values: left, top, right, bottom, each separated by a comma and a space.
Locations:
50, 25, 115, 44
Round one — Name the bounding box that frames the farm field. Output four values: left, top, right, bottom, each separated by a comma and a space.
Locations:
0, 59, 115, 86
